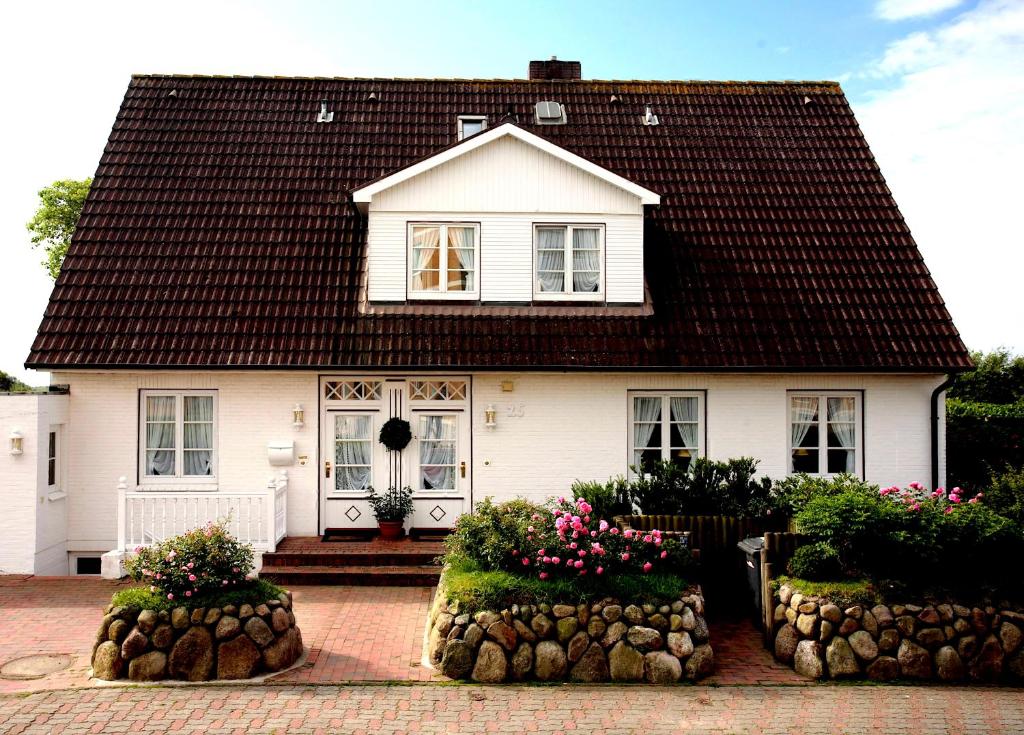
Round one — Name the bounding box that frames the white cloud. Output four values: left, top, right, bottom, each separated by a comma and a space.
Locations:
875, 0, 965, 21
853, 0, 1024, 353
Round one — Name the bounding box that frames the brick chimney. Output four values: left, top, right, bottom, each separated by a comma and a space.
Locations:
528, 57, 582, 80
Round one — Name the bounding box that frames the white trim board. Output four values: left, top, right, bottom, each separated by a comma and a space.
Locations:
352, 123, 661, 207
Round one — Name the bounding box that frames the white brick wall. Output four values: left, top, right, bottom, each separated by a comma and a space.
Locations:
42, 370, 946, 554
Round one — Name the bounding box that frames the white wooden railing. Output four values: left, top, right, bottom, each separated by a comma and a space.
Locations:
117, 471, 288, 553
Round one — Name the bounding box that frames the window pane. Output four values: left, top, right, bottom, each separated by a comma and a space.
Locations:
146, 450, 176, 476
48, 431, 56, 460
146, 396, 176, 422
790, 397, 819, 423
827, 397, 855, 423
420, 415, 456, 490
670, 451, 693, 472
48, 459, 56, 487
183, 450, 213, 476
792, 449, 819, 473
335, 415, 371, 492
412, 226, 441, 292
461, 119, 483, 138
670, 397, 698, 423
827, 422, 856, 449
792, 423, 819, 449
634, 449, 662, 475
828, 449, 856, 474
670, 421, 698, 448
184, 396, 213, 422
570, 228, 600, 293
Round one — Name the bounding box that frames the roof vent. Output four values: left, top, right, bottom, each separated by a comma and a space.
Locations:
609, 94, 620, 104
367, 91, 379, 102
535, 100, 567, 125
528, 58, 582, 80
802, 95, 814, 106
643, 104, 660, 126
316, 99, 334, 123
167, 89, 177, 98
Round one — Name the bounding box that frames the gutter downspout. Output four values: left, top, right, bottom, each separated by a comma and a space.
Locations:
931, 375, 956, 490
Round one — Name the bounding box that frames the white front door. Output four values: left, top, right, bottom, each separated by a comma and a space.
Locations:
319, 376, 470, 533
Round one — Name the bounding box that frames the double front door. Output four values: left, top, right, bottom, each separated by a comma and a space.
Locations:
320, 377, 471, 533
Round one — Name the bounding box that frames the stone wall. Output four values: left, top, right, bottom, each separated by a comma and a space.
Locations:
426, 586, 713, 683
91, 592, 303, 681
772, 582, 1024, 682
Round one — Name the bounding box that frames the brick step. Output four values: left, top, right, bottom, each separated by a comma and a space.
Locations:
262, 551, 441, 568
261, 565, 442, 587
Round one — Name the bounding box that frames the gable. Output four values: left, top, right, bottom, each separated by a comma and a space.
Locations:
372, 134, 644, 214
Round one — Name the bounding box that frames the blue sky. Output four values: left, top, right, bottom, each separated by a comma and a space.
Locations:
1, 0, 1021, 381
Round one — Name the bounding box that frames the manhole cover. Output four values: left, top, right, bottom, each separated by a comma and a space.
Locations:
0, 654, 73, 680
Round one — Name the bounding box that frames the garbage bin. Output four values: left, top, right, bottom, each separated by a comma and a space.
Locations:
737, 536, 765, 625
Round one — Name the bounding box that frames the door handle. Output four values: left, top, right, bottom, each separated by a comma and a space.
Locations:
460, 461, 466, 478
325, 460, 332, 478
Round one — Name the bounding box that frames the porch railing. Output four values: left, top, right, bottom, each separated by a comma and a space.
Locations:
116, 471, 288, 553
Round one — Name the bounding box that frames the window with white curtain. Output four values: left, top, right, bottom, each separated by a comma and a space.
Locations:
140, 391, 217, 482
628, 392, 702, 476
789, 393, 861, 475
334, 414, 373, 492
534, 224, 604, 300
418, 414, 457, 491
408, 223, 479, 299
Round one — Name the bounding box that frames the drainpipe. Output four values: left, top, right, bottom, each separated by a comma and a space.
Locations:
930, 375, 956, 490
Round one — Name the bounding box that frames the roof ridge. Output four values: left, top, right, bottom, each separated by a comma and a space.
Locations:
129, 73, 842, 89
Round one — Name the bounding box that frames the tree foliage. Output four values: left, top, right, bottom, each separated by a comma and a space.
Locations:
946, 349, 1024, 489
0, 370, 32, 392
25, 178, 91, 280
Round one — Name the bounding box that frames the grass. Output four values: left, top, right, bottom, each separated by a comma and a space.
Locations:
772, 575, 879, 607
110, 578, 285, 612
442, 561, 690, 614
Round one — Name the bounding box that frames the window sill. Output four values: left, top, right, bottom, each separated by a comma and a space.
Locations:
46, 491, 67, 502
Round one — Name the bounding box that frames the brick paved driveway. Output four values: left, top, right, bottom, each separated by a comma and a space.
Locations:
0, 577, 435, 693
2, 683, 1024, 734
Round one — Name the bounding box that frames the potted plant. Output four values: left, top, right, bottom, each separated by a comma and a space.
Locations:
368, 485, 414, 540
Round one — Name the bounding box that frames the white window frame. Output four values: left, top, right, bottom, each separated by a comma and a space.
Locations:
533, 223, 605, 302
407, 222, 481, 301
787, 391, 863, 477
457, 115, 487, 141
413, 411, 461, 494
139, 390, 218, 486
627, 391, 704, 477
329, 411, 376, 496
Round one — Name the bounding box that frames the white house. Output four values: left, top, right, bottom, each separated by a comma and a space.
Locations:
5, 59, 971, 577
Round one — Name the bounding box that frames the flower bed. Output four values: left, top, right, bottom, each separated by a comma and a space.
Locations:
92, 591, 303, 681
92, 521, 303, 681
771, 581, 1024, 682
427, 578, 713, 683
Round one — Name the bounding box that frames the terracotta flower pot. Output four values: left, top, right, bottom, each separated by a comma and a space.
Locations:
377, 520, 405, 540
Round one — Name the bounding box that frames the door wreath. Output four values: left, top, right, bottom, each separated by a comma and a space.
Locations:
379, 417, 412, 452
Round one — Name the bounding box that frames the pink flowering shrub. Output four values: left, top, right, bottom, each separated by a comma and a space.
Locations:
793, 478, 1023, 590
511, 496, 688, 580
125, 521, 253, 601
445, 496, 690, 582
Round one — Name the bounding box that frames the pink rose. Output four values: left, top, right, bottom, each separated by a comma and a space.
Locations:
552, 556, 561, 565
167, 593, 174, 600
621, 552, 630, 561
539, 572, 549, 580
185, 591, 192, 597
574, 560, 583, 568
610, 528, 619, 535
578, 550, 586, 557
643, 562, 652, 573
512, 550, 519, 556
527, 526, 535, 533
522, 557, 530, 566
596, 566, 604, 575
188, 574, 197, 582
660, 550, 668, 558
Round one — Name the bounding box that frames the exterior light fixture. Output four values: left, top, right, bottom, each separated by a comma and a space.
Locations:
484, 404, 497, 429
9, 429, 23, 456
292, 404, 305, 428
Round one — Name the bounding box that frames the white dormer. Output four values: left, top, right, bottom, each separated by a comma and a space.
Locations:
354, 123, 659, 305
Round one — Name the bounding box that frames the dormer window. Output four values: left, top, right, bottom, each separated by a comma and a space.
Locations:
408, 223, 479, 300
457, 116, 487, 141
534, 224, 604, 301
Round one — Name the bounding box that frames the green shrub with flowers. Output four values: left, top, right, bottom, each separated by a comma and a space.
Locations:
789, 477, 1024, 598
443, 495, 694, 610
124, 521, 256, 604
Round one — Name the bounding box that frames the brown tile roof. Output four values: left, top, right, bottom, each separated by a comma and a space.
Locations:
26, 75, 971, 371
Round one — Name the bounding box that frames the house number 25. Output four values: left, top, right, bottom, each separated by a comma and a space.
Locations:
505, 403, 525, 418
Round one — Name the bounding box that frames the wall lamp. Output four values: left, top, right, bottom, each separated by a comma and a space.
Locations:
9, 429, 23, 456
292, 404, 305, 428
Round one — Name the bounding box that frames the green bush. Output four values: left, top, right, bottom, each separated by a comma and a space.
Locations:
786, 542, 842, 581
570, 476, 633, 520
773, 575, 879, 608
442, 563, 688, 613
111, 578, 284, 612
947, 399, 1024, 490
985, 466, 1024, 525
444, 497, 548, 572
772, 473, 876, 516
621, 457, 780, 518
124, 521, 253, 602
